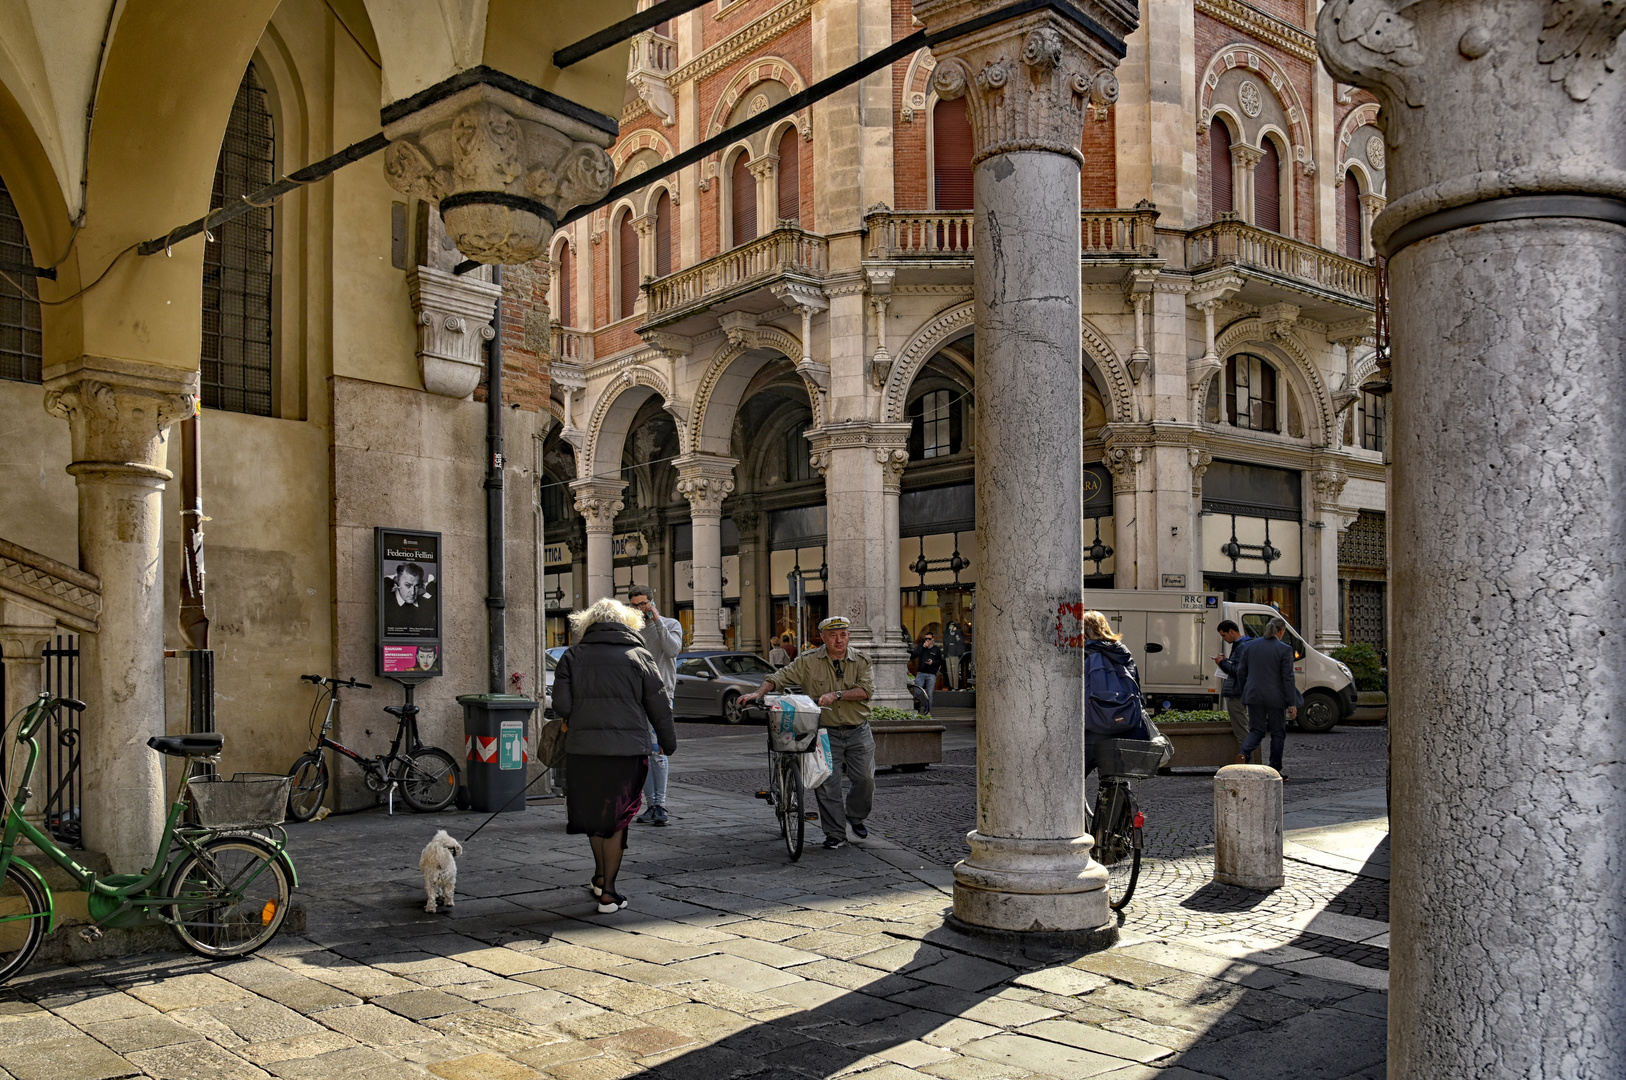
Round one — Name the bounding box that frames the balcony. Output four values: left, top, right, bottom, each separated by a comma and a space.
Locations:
642, 226, 828, 334
550, 325, 594, 365
864, 207, 1163, 282
1187, 217, 1376, 316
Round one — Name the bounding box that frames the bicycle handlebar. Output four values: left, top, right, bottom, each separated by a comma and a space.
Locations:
302, 674, 372, 689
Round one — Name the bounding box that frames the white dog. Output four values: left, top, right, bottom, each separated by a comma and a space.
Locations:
419, 830, 463, 913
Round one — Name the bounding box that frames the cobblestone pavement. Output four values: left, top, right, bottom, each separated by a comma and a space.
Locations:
0, 726, 1389, 1080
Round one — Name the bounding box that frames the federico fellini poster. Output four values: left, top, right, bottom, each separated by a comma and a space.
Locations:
377, 528, 442, 677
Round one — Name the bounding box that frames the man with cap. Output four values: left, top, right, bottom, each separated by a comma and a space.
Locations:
740, 615, 875, 849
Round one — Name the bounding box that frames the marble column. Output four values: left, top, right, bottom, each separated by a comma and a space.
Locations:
1104, 439, 1142, 589
732, 501, 764, 655
916, 0, 1136, 935
1308, 462, 1352, 649
879, 447, 908, 651
43, 356, 197, 873
570, 478, 625, 604
674, 455, 736, 650
1320, 2, 1626, 1074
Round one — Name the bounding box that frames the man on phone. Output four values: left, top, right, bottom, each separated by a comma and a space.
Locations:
1234, 617, 1302, 778
1212, 620, 1256, 763
629, 586, 682, 825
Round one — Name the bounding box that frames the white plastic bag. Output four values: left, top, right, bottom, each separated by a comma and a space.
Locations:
799, 729, 834, 789
769, 693, 821, 752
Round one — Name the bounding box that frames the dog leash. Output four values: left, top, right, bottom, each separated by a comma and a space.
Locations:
462, 769, 555, 843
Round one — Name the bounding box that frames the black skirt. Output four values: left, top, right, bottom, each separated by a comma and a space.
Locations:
565, 754, 648, 839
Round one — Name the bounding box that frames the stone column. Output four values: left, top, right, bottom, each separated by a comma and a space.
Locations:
879, 446, 908, 650
749, 156, 780, 232
1308, 461, 1352, 649
1320, 3, 1626, 1074
674, 455, 736, 650
1231, 144, 1264, 224
1103, 438, 1142, 589
570, 478, 625, 604
732, 501, 764, 655
43, 357, 197, 873
917, 0, 1136, 935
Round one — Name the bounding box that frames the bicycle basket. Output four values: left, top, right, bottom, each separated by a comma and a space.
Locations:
1095, 739, 1163, 779
188, 773, 294, 829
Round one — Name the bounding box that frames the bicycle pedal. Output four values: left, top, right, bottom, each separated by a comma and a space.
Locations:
78, 926, 103, 944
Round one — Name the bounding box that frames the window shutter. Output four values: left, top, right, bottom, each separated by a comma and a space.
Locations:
777, 127, 800, 224
1255, 140, 1281, 233
731, 154, 756, 245
557, 245, 572, 326
1343, 171, 1362, 258
618, 212, 639, 321
1210, 118, 1233, 216
933, 98, 974, 211
655, 190, 673, 277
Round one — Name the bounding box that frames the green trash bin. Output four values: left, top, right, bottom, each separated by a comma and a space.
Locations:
457, 694, 538, 813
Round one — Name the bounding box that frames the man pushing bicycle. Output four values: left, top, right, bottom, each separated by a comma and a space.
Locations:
739, 615, 874, 849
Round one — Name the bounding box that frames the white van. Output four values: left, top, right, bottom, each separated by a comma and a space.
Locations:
1084, 589, 1358, 732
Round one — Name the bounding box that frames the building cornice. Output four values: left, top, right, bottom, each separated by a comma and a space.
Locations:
670, 0, 814, 88
1194, 0, 1317, 65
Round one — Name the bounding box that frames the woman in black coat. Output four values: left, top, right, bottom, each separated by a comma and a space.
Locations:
552, 598, 677, 912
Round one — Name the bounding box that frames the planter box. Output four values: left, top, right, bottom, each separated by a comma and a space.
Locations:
1353, 690, 1388, 723
872, 719, 945, 771
1158, 721, 1241, 769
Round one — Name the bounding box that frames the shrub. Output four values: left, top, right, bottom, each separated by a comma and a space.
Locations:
1152, 709, 1229, 724
870, 705, 930, 723
1330, 642, 1387, 692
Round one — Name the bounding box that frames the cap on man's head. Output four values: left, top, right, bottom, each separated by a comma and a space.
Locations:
818, 616, 851, 632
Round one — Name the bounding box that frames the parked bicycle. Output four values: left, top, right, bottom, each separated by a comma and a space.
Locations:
285, 675, 457, 820
1089, 738, 1159, 910
1, 692, 297, 984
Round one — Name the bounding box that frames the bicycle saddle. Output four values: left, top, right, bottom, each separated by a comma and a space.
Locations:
147, 733, 225, 757
383, 704, 419, 719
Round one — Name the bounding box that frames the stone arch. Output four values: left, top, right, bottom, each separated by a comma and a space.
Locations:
705, 56, 808, 141
1081, 316, 1135, 424
900, 47, 938, 124
1349, 344, 1381, 389
611, 128, 676, 172
1336, 103, 1382, 173
1208, 104, 1245, 143
689, 331, 807, 456
885, 301, 975, 422
1210, 317, 1335, 446
1198, 44, 1313, 174
583, 364, 678, 480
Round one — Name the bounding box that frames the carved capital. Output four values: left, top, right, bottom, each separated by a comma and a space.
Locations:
570, 479, 626, 530
383, 77, 615, 265
1189, 448, 1213, 496
1102, 442, 1141, 493
877, 446, 911, 492
407, 266, 502, 398
43, 357, 199, 482
1311, 464, 1350, 509
673, 455, 738, 515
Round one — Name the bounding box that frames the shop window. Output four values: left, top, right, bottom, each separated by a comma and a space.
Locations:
730, 152, 756, 246
202, 62, 275, 416
1360, 389, 1386, 452
616, 210, 638, 320
556, 244, 573, 326
1209, 117, 1233, 217
908, 389, 962, 460
1255, 139, 1282, 233
1343, 170, 1363, 259
1226, 353, 1278, 432
785, 425, 813, 482
776, 126, 800, 224
932, 97, 974, 211
0, 176, 42, 384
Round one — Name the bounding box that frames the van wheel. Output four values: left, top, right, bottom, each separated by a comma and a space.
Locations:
1297, 691, 1339, 733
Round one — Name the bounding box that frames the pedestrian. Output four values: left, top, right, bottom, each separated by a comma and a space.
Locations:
943, 621, 966, 690
1211, 619, 1258, 764
769, 636, 790, 667
550, 597, 677, 913
1234, 616, 1301, 778
908, 631, 945, 712
1083, 610, 1152, 776
739, 615, 875, 849
781, 632, 798, 661
628, 585, 681, 826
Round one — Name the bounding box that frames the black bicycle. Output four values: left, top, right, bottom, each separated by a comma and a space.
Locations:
1090, 739, 1159, 910
285, 676, 458, 819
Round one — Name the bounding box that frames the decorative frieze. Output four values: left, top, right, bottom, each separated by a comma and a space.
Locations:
1195, 0, 1318, 64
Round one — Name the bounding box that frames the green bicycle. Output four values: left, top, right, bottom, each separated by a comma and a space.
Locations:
0, 692, 298, 984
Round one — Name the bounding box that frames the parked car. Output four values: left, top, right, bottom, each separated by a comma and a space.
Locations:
673, 651, 781, 723
542, 645, 567, 717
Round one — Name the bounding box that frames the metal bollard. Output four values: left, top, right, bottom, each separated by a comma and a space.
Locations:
1213, 764, 1283, 889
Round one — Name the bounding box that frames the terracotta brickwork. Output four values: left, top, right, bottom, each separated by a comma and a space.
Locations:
475, 260, 551, 413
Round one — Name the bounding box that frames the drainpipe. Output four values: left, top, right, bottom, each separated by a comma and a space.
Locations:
486, 266, 507, 695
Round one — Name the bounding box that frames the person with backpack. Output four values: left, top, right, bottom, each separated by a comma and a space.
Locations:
1083, 610, 1152, 773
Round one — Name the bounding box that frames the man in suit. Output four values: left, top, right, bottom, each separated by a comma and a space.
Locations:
1212, 620, 1257, 763
1235, 616, 1302, 777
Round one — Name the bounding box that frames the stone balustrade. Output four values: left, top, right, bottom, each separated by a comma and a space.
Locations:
1188, 218, 1376, 305
643, 226, 828, 322
864, 207, 1161, 261
550, 325, 594, 364
630, 30, 678, 76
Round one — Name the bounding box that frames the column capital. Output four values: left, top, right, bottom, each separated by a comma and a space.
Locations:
570, 478, 626, 531
408, 265, 502, 398
1309, 459, 1351, 512
917, 1, 1135, 165
673, 455, 737, 515
383, 74, 616, 265
43, 356, 198, 483
1101, 439, 1142, 493
1230, 143, 1265, 170
1189, 447, 1213, 497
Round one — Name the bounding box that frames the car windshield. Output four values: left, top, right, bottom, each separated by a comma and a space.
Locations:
714, 654, 773, 675
544, 653, 557, 671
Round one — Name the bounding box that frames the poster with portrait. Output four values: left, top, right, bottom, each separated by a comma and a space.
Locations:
377, 528, 442, 679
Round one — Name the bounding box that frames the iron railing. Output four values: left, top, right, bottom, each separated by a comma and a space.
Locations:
41, 633, 82, 848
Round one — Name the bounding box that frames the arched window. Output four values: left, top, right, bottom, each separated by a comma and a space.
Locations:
776, 126, 800, 224
0, 176, 42, 384
908, 388, 964, 460
785, 424, 813, 482
730, 152, 756, 246
654, 190, 673, 277
932, 97, 974, 211
1210, 117, 1233, 217
1226, 353, 1278, 432
1359, 389, 1385, 452
202, 62, 275, 416
617, 210, 639, 321
1254, 139, 1282, 233
1343, 170, 1363, 259
556, 244, 573, 327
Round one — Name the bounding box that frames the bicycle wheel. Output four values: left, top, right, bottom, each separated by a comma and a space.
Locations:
1092, 784, 1142, 911
0, 864, 49, 985
285, 753, 328, 822
166, 837, 291, 958
400, 748, 458, 812
779, 756, 804, 862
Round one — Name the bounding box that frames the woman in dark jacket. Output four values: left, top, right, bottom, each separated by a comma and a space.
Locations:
552, 598, 677, 913
1083, 610, 1151, 775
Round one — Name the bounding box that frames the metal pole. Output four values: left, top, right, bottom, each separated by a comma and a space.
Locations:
486, 266, 507, 695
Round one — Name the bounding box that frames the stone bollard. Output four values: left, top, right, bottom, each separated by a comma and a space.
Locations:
1213, 765, 1283, 889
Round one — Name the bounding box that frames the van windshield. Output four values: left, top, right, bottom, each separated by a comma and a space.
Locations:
1240, 613, 1305, 660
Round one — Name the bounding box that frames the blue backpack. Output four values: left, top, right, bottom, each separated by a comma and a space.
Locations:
1086, 650, 1146, 735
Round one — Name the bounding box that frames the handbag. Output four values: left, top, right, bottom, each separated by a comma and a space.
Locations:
535, 716, 568, 769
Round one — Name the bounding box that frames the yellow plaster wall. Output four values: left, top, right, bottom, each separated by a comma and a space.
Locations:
0, 378, 77, 566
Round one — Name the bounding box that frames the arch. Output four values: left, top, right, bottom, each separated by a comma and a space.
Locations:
611, 203, 639, 321
1080, 317, 1135, 424
1210, 317, 1335, 446
582, 364, 677, 480
549, 232, 575, 327
1197, 44, 1313, 175
885, 302, 975, 422
899, 47, 938, 124
689, 330, 807, 456
704, 56, 808, 141
1336, 103, 1382, 175
725, 145, 756, 248
610, 127, 676, 174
